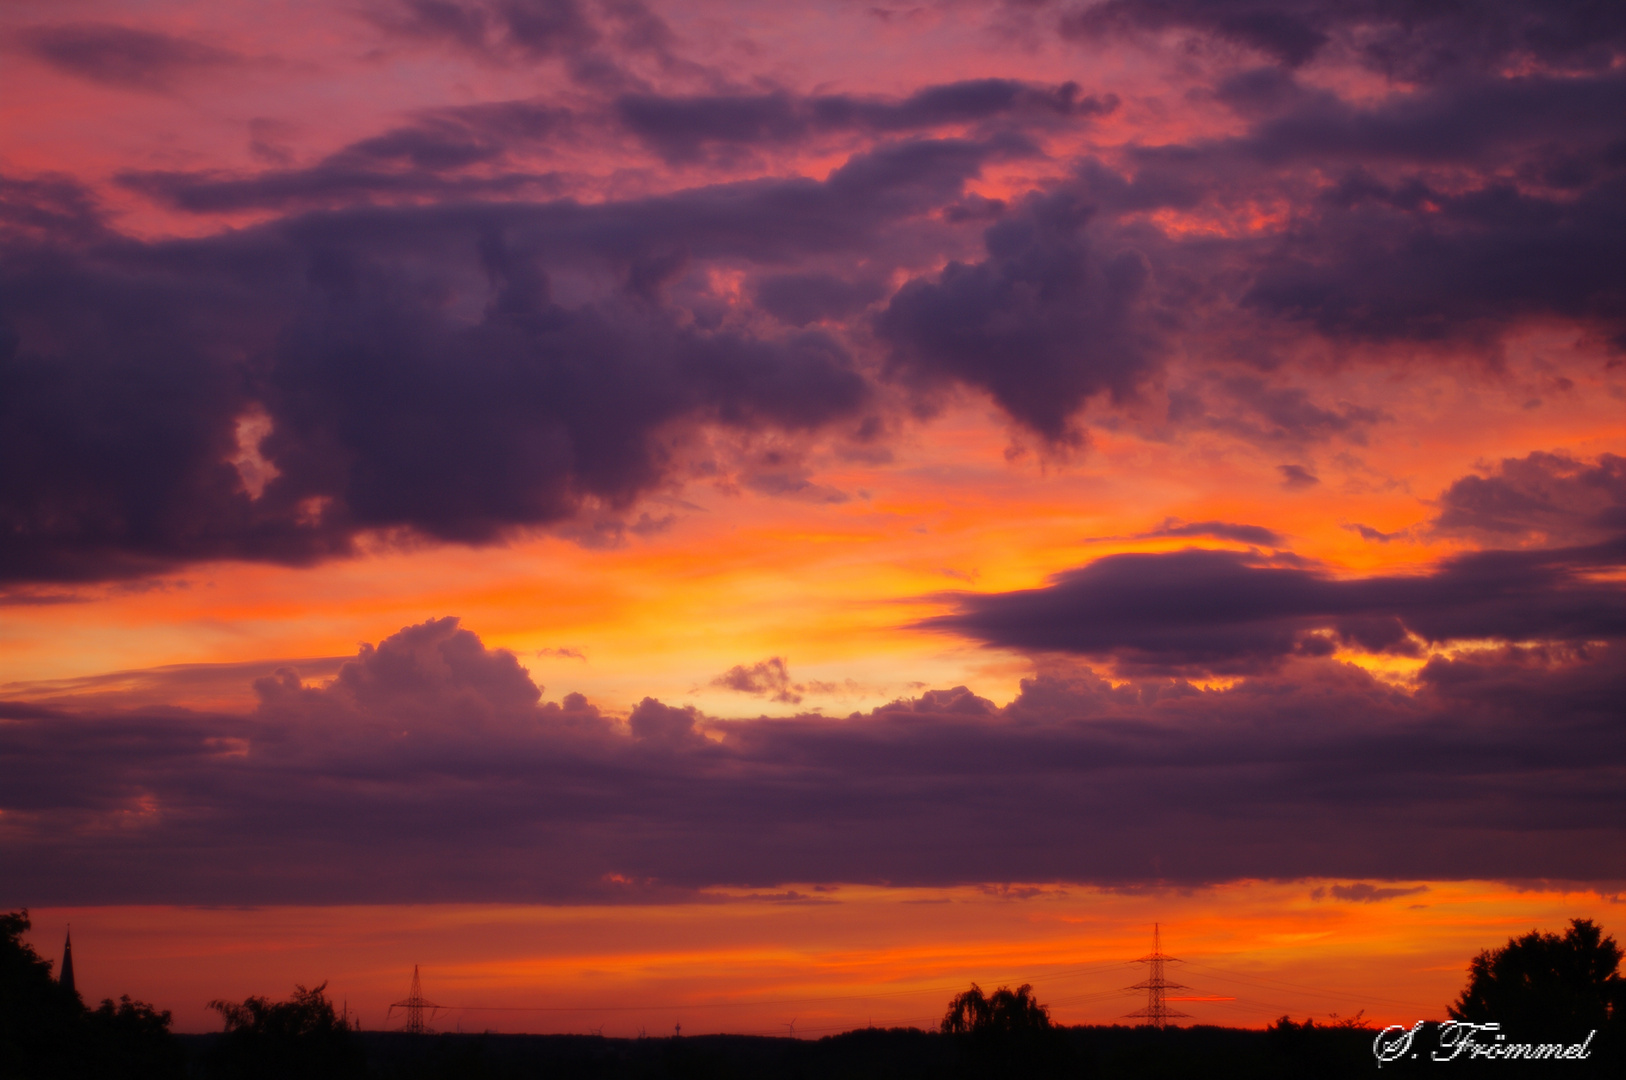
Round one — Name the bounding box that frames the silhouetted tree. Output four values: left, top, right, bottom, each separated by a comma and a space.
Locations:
205, 981, 366, 1079
1450, 918, 1624, 1040
1, 909, 83, 1078
83, 996, 185, 1079
940, 983, 1051, 1034
939, 983, 1069, 1078
1, 910, 182, 1079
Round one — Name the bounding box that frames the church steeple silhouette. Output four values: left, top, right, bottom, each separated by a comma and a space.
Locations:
60, 928, 76, 998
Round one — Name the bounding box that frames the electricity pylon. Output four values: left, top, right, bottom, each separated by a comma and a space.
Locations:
387, 965, 443, 1035
1125, 924, 1192, 1028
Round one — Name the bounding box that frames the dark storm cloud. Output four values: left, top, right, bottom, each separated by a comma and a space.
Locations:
12, 142, 1034, 581
120, 99, 576, 213
120, 78, 1085, 212
367, 0, 683, 90
816, 79, 1112, 131
877, 189, 1161, 442
371, 0, 600, 60
15, 23, 238, 90
127, 131, 1007, 240
1061, 33, 1626, 350
1090, 74, 1626, 348
615, 79, 1111, 163
3, 128, 1067, 586
867, 45, 1622, 441
615, 91, 806, 163
1064, 0, 1332, 68
1237, 73, 1626, 166
924, 539, 1626, 675
5, 0, 1621, 583
754, 273, 885, 327
1240, 168, 1626, 345
1, 618, 1618, 903
1062, 0, 1626, 78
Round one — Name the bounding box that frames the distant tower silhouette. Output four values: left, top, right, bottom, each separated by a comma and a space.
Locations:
59, 928, 76, 998
388, 965, 442, 1035
1125, 923, 1191, 1028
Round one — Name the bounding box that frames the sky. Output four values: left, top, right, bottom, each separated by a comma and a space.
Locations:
2, 0, 1623, 1036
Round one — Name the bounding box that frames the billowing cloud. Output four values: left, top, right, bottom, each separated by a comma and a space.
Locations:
6, 157, 970, 582
877, 189, 1162, 442
1, 617, 1619, 904
1432, 451, 1626, 547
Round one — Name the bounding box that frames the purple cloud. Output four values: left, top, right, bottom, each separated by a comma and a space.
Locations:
1433, 451, 1626, 546
1311, 882, 1429, 903
1064, 1, 1623, 80
877, 189, 1161, 443
1135, 519, 1285, 546
615, 79, 1109, 163
923, 538, 1625, 675
711, 658, 803, 704
2, 0, 1620, 587
17, 23, 237, 91
1278, 464, 1320, 489
1, 618, 1619, 904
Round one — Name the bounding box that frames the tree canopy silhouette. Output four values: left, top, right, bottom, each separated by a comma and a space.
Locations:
940, 983, 1052, 1035
1, 909, 83, 1077
206, 981, 365, 1079
1, 909, 180, 1079
1450, 918, 1623, 1040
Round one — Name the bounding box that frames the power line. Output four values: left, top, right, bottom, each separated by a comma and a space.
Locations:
1179, 960, 1440, 1011
425, 959, 1139, 1016
392, 941, 1438, 1035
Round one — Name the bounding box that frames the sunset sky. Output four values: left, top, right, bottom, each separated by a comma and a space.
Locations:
2, 0, 1622, 1036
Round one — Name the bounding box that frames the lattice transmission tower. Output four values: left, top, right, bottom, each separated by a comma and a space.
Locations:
1125, 923, 1192, 1028
387, 965, 443, 1035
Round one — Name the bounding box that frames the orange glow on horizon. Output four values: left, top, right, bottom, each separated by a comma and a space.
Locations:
24, 881, 1619, 1036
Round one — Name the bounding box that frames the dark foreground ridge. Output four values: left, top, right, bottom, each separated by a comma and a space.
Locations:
168, 1022, 1615, 1079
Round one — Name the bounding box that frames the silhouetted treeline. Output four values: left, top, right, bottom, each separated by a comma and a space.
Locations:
6, 908, 1621, 1077
0, 910, 183, 1079
200, 981, 367, 1079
